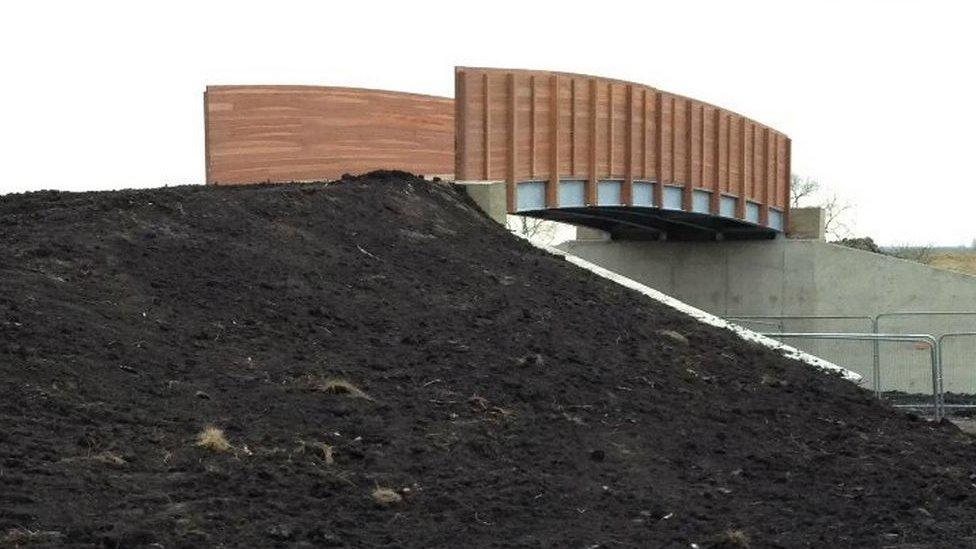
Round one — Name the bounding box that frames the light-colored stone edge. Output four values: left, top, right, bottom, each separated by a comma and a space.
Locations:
526, 238, 863, 384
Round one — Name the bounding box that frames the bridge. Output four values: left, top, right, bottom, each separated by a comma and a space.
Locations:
454, 67, 790, 241
205, 67, 790, 241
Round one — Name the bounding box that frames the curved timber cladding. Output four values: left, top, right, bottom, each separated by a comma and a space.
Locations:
205, 85, 454, 185
454, 67, 790, 231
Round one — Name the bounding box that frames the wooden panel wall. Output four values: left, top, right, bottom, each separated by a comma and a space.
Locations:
205, 85, 454, 185
455, 67, 791, 222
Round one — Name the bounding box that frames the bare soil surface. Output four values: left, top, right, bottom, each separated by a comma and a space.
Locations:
2, 172, 976, 548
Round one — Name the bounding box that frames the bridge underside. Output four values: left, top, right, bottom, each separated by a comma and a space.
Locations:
520, 207, 779, 241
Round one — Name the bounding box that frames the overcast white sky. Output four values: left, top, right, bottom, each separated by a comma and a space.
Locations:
2, 1, 973, 245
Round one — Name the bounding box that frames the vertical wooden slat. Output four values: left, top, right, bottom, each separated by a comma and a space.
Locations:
750, 123, 757, 205
736, 118, 747, 219
710, 107, 721, 214
779, 135, 787, 209
774, 133, 780, 213
642, 89, 649, 180
607, 83, 614, 177
482, 72, 490, 180
506, 72, 517, 212
682, 100, 693, 211
623, 84, 634, 205
670, 96, 677, 186
751, 123, 757, 203
760, 127, 769, 225
455, 70, 467, 181
548, 74, 560, 207
770, 130, 777, 222
767, 132, 773, 211
699, 104, 706, 188
530, 76, 537, 178
725, 113, 731, 194
570, 79, 577, 176
588, 78, 598, 205
654, 91, 664, 207
778, 135, 785, 209
768, 131, 777, 223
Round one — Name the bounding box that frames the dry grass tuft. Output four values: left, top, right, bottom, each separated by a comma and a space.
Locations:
467, 395, 516, 421
371, 487, 403, 507
315, 377, 373, 400
3, 529, 32, 545
760, 374, 788, 388
657, 329, 689, 346
321, 444, 334, 465
92, 451, 126, 467
711, 529, 751, 548
297, 439, 335, 464
3, 528, 62, 545
195, 426, 232, 452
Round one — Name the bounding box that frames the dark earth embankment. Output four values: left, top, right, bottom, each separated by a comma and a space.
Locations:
2, 172, 976, 548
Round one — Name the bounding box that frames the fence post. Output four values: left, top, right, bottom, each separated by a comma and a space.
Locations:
763, 332, 942, 421
872, 315, 881, 398
929, 335, 942, 420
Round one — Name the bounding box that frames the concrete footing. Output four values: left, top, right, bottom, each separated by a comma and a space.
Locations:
788, 207, 826, 240
575, 226, 611, 242
558, 238, 976, 318
454, 181, 507, 225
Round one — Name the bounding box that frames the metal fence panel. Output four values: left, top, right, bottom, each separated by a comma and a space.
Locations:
728, 316, 876, 389
877, 313, 976, 399
786, 337, 874, 388
763, 333, 942, 420
725, 314, 976, 419
938, 333, 976, 409
876, 339, 939, 404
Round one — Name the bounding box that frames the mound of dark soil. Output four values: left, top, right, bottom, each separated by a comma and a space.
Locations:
2, 172, 975, 548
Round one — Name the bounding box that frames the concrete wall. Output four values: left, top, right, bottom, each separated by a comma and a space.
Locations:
558, 237, 976, 318
557, 237, 976, 394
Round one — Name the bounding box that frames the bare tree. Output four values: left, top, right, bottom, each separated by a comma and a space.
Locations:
790, 173, 854, 240
790, 174, 820, 208
821, 191, 853, 240
509, 215, 557, 244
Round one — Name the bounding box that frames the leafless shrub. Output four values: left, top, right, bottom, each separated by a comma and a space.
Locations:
91, 451, 126, 467
297, 440, 335, 464
195, 426, 231, 452
2, 528, 63, 545
709, 529, 751, 548
311, 377, 373, 401
658, 329, 689, 346
371, 487, 403, 507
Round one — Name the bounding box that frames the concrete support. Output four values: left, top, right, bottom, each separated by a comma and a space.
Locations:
558, 238, 976, 318
788, 207, 826, 240
558, 235, 976, 393
575, 226, 611, 242
455, 181, 507, 225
